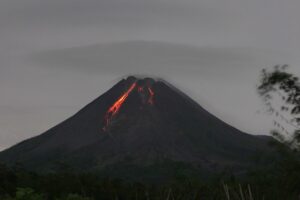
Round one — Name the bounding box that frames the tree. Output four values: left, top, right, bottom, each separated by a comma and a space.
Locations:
257, 65, 300, 149
15, 188, 43, 200
56, 193, 93, 200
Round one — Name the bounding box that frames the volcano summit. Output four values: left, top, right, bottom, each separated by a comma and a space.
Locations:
0, 76, 274, 179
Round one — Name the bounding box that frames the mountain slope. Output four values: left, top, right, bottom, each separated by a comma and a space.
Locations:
0, 76, 274, 178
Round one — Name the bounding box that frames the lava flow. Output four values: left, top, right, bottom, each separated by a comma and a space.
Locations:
148, 87, 154, 105
103, 82, 137, 130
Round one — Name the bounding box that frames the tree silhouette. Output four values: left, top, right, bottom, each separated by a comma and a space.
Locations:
257, 65, 300, 149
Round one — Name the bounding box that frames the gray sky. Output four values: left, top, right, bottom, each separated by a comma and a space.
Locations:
1, 0, 300, 151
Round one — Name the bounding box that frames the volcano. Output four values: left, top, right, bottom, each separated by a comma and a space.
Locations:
0, 76, 274, 179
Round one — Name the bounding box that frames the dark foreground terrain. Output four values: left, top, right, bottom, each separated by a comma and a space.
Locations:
0, 144, 299, 200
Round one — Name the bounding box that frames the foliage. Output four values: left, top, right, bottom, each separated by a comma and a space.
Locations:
0, 159, 299, 200
257, 65, 300, 149
15, 188, 44, 200
55, 193, 93, 200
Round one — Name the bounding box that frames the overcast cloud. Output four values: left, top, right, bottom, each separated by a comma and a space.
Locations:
1, 0, 300, 150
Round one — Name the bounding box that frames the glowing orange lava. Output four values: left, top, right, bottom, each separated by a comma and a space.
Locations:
148, 87, 154, 105
103, 82, 137, 130
138, 86, 144, 92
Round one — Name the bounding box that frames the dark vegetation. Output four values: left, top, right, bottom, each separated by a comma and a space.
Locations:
258, 65, 300, 148
0, 142, 299, 200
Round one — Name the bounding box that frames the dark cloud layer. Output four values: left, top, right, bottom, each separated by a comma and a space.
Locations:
31, 41, 257, 75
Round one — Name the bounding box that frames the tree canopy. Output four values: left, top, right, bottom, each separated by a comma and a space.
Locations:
257, 65, 300, 149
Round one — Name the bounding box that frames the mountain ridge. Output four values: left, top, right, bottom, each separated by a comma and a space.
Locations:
0, 76, 275, 179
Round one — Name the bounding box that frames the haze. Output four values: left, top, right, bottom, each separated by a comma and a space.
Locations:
1, 0, 300, 150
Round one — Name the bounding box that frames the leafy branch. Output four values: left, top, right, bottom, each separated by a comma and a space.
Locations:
257, 65, 300, 149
